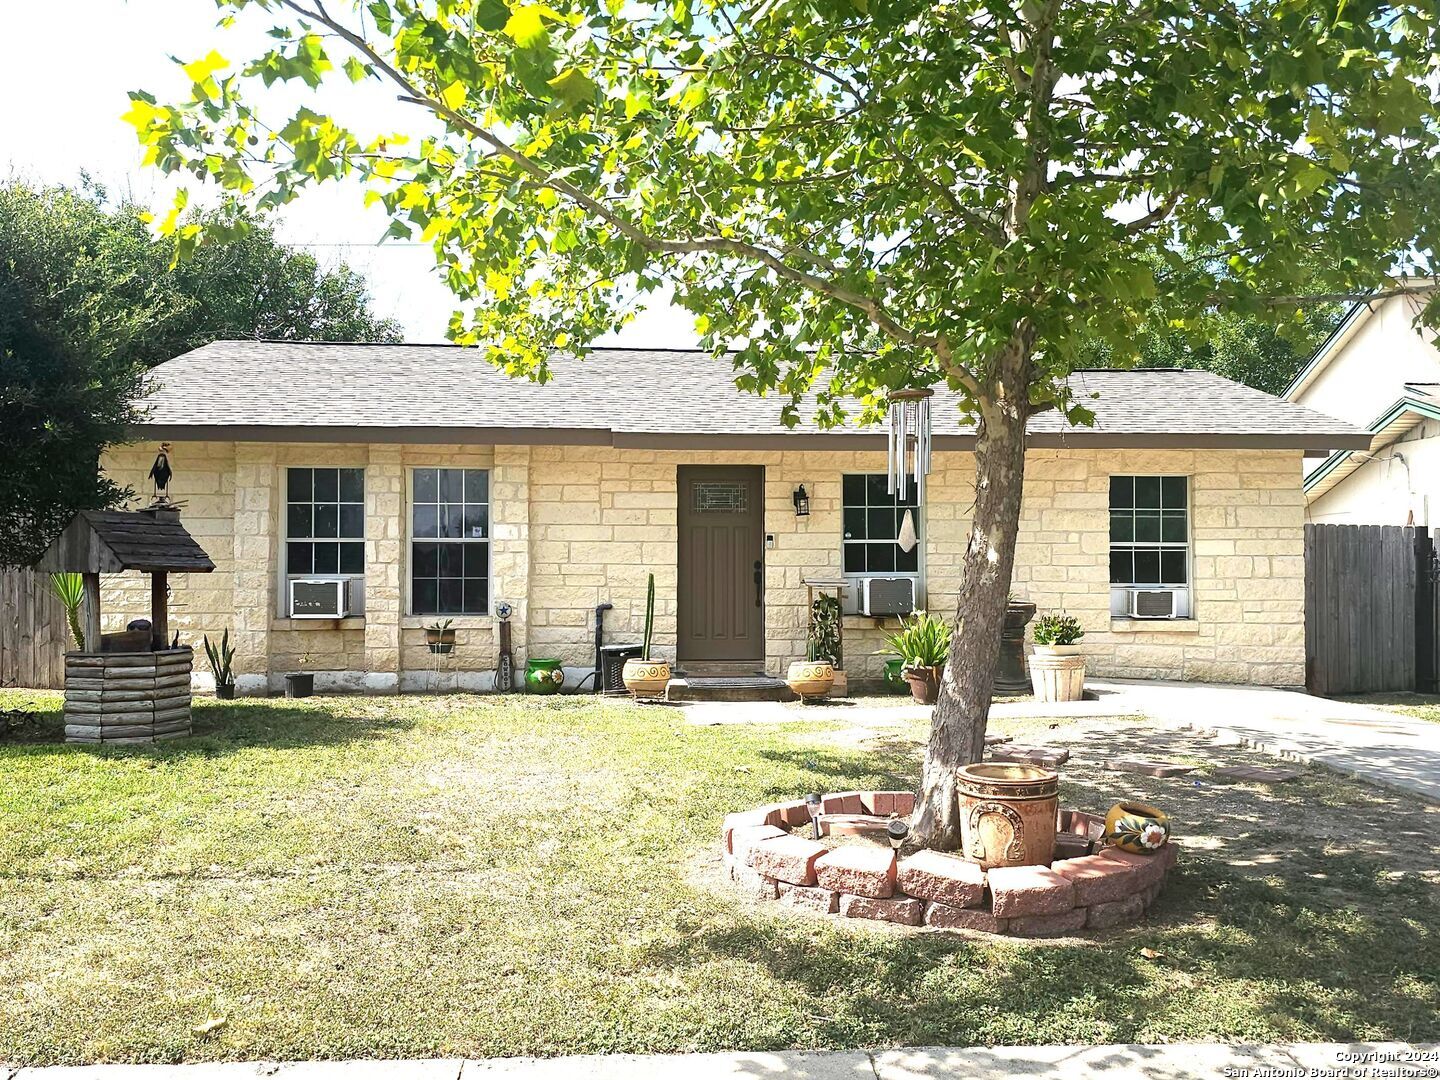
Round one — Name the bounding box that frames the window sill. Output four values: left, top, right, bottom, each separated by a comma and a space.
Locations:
1109, 618, 1200, 634
400, 615, 495, 630
271, 617, 366, 631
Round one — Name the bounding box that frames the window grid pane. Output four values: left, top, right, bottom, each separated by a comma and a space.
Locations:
411, 468, 490, 615
286, 467, 365, 582
1109, 474, 1188, 587
842, 473, 919, 575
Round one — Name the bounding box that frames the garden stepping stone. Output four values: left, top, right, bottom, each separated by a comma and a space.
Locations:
988, 744, 1070, 767
1105, 757, 1199, 778
1211, 764, 1303, 783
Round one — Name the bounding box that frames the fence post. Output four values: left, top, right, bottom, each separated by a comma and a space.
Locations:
1421, 531, 1439, 695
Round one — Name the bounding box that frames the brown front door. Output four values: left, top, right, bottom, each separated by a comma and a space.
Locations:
677, 465, 765, 663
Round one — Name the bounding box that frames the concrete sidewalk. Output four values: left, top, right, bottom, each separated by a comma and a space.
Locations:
8, 1044, 1438, 1079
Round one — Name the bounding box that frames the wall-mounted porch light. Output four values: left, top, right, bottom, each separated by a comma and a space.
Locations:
792, 484, 810, 517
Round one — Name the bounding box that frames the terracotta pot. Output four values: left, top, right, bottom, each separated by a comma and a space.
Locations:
786, 660, 835, 700
1030, 650, 1085, 702
956, 762, 1060, 869
902, 665, 942, 705
1104, 800, 1171, 855
622, 658, 671, 699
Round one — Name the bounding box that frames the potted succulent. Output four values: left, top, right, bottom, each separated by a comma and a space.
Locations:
284, 653, 314, 699
788, 594, 841, 701
883, 610, 952, 705
425, 618, 456, 654
622, 573, 671, 699
1030, 611, 1085, 702
203, 628, 237, 700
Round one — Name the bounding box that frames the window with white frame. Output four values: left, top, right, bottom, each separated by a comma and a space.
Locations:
1109, 475, 1190, 615
286, 467, 365, 577
842, 474, 920, 575
410, 467, 490, 615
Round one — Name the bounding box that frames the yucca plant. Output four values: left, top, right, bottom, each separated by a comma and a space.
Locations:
883, 610, 952, 670
49, 572, 86, 652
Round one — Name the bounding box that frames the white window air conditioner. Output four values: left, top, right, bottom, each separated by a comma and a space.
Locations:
1128, 589, 1177, 619
859, 577, 916, 617
290, 578, 351, 619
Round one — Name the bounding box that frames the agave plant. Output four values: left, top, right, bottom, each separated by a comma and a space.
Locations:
883, 610, 952, 670
49, 572, 86, 652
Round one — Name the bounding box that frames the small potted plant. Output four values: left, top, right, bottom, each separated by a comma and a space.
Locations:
883, 610, 951, 705
788, 594, 841, 701
203, 628, 237, 700
622, 573, 671, 699
425, 619, 456, 654
285, 653, 314, 699
1030, 611, 1085, 702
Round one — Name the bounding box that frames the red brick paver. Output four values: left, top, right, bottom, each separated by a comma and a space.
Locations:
750, 834, 826, 886
923, 901, 1008, 934
838, 894, 923, 925
897, 850, 985, 908
815, 847, 897, 898
987, 864, 1076, 917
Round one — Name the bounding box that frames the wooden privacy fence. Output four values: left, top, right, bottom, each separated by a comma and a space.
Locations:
1304, 523, 1440, 695
0, 569, 69, 690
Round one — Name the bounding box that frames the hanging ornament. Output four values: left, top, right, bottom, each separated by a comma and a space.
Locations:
886, 388, 935, 502
897, 508, 918, 554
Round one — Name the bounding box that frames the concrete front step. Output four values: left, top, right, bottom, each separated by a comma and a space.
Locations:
667, 674, 794, 702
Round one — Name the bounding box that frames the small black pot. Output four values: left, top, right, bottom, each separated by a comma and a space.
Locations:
215, 683, 236, 700
284, 672, 314, 698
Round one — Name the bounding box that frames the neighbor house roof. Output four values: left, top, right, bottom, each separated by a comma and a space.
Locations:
1304, 384, 1440, 501
132, 340, 1369, 452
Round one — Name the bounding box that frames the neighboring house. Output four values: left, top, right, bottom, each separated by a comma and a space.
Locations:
1283, 285, 1440, 524
98, 341, 1364, 694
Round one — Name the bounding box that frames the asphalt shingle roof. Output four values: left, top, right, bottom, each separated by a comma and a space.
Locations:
133, 340, 1368, 450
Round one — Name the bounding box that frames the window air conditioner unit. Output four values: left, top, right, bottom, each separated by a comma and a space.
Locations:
860, 577, 915, 617
1128, 589, 1177, 619
290, 578, 351, 619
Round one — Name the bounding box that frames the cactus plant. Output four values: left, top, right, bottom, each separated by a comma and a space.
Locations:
642, 572, 655, 660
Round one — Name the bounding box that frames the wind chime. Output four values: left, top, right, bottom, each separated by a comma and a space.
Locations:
886, 388, 934, 555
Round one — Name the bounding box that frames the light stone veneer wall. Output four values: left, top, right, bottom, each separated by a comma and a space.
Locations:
100, 441, 1305, 691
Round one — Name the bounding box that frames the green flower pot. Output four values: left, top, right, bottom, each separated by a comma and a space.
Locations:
525, 657, 565, 695
882, 658, 907, 693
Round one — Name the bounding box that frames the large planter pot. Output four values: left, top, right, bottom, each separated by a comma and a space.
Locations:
786, 660, 835, 701
1030, 648, 1086, 702
525, 657, 566, 695
284, 672, 314, 699
994, 602, 1037, 694
1104, 800, 1171, 855
621, 658, 671, 699
956, 762, 1060, 869
902, 665, 942, 705
215, 683, 236, 701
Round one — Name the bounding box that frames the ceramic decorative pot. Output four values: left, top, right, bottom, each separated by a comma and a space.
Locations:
525, 657, 566, 695
1104, 800, 1170, 854
902, 664, 942, 705
956, 762, 1059, 869
882, 658, 907, 693
786, 660, 835, 701
621, 658, 671, 699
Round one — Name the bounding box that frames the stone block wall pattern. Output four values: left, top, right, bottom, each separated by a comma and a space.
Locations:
100, 440, 1306, 688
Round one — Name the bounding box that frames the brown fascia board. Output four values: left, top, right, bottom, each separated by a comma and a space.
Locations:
126, 423, 1370, 452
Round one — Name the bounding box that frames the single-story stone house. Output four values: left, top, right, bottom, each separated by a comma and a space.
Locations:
99, 341, 1365, 695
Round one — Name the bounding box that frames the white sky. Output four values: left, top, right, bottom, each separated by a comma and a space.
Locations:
0, 0, 699, 347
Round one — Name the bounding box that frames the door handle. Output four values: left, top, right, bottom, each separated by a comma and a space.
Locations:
753, 560, 762, 607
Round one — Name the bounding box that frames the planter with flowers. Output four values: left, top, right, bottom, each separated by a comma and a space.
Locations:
1030, 612, 1085, 702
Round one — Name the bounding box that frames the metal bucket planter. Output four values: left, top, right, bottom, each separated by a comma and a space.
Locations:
786, 660, 834, 701
902, 665, 942, 705
621, 658, 671, 699
956, 762, 1059, 869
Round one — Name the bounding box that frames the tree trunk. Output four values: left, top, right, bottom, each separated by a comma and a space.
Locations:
911, 368, 1031, 851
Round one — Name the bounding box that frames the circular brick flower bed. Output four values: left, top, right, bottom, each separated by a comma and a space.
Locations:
721, 791, 1177, 936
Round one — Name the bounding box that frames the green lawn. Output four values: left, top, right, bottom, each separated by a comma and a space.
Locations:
1335, 692, 1440, 723
1, 689, 1437, 1065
